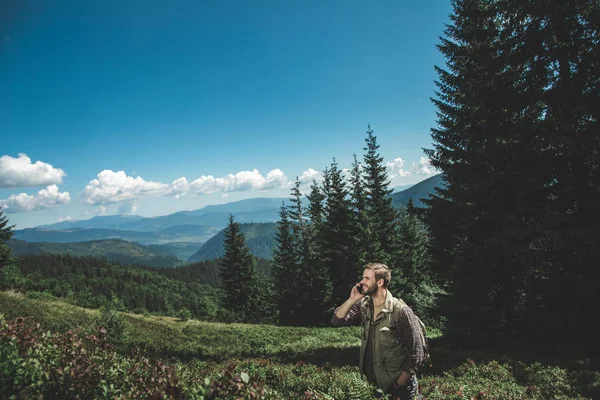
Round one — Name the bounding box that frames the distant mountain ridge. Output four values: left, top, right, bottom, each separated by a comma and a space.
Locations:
391, 174, 444, 208
36, 197, 286, 232
188, 223, 278, 262
12, 226, 220, 246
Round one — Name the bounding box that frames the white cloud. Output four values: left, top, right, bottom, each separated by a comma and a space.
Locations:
58, 216, 72, 222
94, 206, 107, 215
0, 185, 70, 213
117, 201, 138, 214
81, 170, 169, 205
169, 177, 190, 199
298, 168, 321, 184
187, 168, 289, 195
386, 157, 411, 178
412, 157, 437, 175
0, 154, 66, 188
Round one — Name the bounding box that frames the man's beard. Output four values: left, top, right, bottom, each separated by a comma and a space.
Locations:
364, 282, 378, 296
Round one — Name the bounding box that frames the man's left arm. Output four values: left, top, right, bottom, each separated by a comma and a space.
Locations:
393, 306, 425, 388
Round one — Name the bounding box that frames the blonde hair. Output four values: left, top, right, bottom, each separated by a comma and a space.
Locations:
364, 263, 391, 288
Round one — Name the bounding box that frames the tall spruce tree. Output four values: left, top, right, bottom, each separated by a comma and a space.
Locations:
272, 202, 299, 325
321, 159, 356, 307
0, 207, 15, 269
220, 215, 261, 322
349, 153, 379, 273
300, 178, 332, 324
424, 0, 536, 342
395, 206, 437, 321
424, 0, 599, 348
362, 125, 399, 266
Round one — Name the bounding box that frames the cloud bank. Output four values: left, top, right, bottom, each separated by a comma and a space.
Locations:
81, 170, 169, 205
412, 157, 437, 175
0, 185, 71, 213
0, 154, 66, 188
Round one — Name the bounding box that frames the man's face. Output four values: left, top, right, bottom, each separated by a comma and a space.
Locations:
359, 269, 379, 296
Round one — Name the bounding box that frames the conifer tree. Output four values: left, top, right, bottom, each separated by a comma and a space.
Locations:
349, 153, 378, 273
321, 158, 356, 307
394, 206, 436, 320
362, 125, 399, 265
220, 215, 261, 322
423, 0, 599, 347
0, 207, 15, 269
272, 203, 299, 324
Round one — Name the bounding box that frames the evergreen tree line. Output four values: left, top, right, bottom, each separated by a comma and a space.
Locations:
423, 0, 599, 351
0, 252, 221, 319
1, 0, 597, 351
264, 128, 437, 326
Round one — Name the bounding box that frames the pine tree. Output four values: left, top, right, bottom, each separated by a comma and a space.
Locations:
0, 207, 15, 269
362, 125, 399, 265
423, 0, 600, 347
321, 158, 357, 307
394, 206, 437, 321
220, 215, 261, 322
272, 202, 299, 325
349, 153, 378, 274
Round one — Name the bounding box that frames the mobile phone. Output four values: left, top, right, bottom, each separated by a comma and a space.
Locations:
356, 284, 363, 294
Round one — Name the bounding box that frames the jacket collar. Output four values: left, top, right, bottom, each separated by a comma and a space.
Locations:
366, 289, 396, 314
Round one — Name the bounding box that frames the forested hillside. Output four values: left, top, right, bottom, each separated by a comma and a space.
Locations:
188, 222, 277, 262
7, 238, 185, 267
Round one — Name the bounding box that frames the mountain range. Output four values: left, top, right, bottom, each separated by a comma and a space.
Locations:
188, 222, 278, 262
10, 175, 444, 264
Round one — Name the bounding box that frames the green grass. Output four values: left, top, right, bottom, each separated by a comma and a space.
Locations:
1, 290, 597, 399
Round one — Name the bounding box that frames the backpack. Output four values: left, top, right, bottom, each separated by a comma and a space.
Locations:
392, 299, 431, 369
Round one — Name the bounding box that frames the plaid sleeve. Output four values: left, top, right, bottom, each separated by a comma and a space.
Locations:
396, 306, 425, 373
331, 300, 362, 326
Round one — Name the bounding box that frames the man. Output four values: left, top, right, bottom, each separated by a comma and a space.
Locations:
331, 263, 427, 400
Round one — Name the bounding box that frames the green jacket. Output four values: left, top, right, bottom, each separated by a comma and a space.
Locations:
359, 290, 409, 391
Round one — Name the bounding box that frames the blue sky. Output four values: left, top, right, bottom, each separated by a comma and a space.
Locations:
1, 0, 452, 229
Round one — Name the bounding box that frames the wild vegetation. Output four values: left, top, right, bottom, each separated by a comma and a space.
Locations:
1, 0, 599, 398
1, 292, 596, 399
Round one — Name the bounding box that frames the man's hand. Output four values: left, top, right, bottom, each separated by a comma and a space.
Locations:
394, 370, 411, 388
334, 285, 365, 319
350, 284, 365, 302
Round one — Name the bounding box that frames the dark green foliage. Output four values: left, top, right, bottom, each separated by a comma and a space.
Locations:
220, 215, 275, 323
97, 296, 127, 344
348, 153, 373, 274
177, 308, 193, 321
272, 202, 300, 325
424, 0, 600, 350
274, 179, 332, 326
362, 125, 399, 265
0, 207, 15, 270
9, 253, 222, 319
321, 159, 357, 308
393, 206, 440, 323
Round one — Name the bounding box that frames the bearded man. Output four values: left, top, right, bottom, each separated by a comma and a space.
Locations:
331, 263, 428, 400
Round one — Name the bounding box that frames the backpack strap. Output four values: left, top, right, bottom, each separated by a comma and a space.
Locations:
390, 299, 431, 369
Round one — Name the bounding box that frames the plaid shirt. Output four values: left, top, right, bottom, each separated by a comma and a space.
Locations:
332, 296, 426, 374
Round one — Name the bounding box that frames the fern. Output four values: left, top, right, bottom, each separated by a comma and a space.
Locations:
346, 372, 373, 400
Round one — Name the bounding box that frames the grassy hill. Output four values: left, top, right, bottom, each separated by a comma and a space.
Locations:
188, 222, 277, 262
2, 291, 595, 399
8, 238, 185, 267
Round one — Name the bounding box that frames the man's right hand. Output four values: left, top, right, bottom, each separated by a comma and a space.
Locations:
350, 284, 365, 301
334, 285, 365, 320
